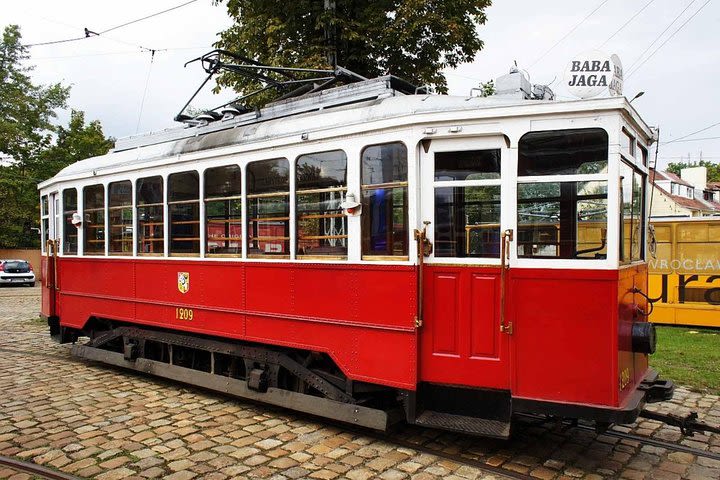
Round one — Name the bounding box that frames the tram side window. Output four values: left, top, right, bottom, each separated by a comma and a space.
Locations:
620, 161, 646, 263
137, 176, 164, 256
247, 159, 290, 257
296, 150, 347, 258
169, 171, 200, 255
205, 165, 242, 256
361, 142, 408, 258
41, 195, 49, 253
434, 149, 501, 258
83, 184, 105, 255
517, 129, 609, 259
108, 181, 133, 254
62, 189, 78, 255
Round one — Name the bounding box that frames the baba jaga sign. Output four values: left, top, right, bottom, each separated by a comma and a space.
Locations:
564, 50, 623, 99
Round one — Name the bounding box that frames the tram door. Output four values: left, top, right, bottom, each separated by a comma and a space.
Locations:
418, 137, 512, 390
42, 192, 60, 317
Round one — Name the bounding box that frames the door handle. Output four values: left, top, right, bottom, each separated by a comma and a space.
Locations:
500, 229, 513, 335
413, 221, 432, 328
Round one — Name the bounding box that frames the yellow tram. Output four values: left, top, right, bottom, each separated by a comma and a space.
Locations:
648, 217, 720, 327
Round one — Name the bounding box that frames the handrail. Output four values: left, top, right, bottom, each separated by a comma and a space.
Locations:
499, 229, 513, 335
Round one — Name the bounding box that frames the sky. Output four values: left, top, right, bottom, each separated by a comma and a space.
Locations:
3, 0, 719, 170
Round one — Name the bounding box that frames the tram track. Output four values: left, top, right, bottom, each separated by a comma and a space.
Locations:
1, 343, 719, 478
0, 455, 80, 480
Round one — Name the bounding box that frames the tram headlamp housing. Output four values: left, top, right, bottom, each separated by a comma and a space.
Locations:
631, 322, 657, 355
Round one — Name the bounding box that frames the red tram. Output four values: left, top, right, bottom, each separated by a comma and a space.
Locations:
39, 75, 672, 438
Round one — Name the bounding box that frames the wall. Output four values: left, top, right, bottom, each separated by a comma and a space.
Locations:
0, 249, 42, 280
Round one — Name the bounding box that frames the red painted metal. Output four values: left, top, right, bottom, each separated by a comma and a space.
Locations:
45, 255, 654, 410
52, 257, 417, 390
420, 265, 509, 390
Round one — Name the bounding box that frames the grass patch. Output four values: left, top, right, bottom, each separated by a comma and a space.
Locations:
651, 326, 720, 394
29, 316, 47, 327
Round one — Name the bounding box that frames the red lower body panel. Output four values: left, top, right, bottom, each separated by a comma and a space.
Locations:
52, 258, 418, 390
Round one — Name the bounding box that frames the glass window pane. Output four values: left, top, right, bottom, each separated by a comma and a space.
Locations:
632, 171, 645, 261
137, 177, 164, 256
63, 189, 78, 255
435, 149, 501, 181
109, 181, 132, 207
517, 181, 607, 259
361, 143, 407, 185
638, 144, 648, 166
109, 181, 132, 254
518, 128, 608, 176
435, 185, 500, 258
297, 150, 347, 190
297, 151, 347, 257
83, 184, 105, 255
170, 203, 200, 254
205, 165, 242, 255
169, 171, 199, 202
205, 165, 241, 198
137, 176, 163, 205
247, 158, 289, 194
361, 143, 408, 257
621, 129, 635, 158
620, 162, 633, 263
247, 159, 290, 256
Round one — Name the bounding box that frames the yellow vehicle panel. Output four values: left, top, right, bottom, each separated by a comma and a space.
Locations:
648, 218, 720, 327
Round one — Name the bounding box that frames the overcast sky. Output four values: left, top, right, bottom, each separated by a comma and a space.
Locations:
4, 0, 719, 169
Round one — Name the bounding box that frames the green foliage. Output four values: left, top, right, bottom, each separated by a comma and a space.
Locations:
0, 25, 113, 249
478, 79, 495, 97
666, 160, 720, 183
213, 0, 491, 100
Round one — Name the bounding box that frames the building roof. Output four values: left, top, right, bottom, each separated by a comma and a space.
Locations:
650, 169, 693, 187
708, 181, 720, 191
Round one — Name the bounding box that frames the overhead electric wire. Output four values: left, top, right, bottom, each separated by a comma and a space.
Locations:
663, 136, 720, 145
627, 0, 712, 78
26, 0, 198, 47
660, 121, 720, 144
528, 0, 610, 68
599, 0, 656, 48
626, 0, 697, 71
98, 0, 197, 35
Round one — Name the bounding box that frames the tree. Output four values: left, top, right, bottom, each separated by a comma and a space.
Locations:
666, 160, 720, 183
213, 0, 491, 98
0, 25, 113, 248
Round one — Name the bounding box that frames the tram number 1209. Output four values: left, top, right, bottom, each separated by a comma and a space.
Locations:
175, 307, 194, 321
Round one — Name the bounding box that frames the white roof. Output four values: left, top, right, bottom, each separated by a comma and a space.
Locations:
40, 92, 651, 190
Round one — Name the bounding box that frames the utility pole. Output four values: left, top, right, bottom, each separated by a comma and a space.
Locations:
324, 0, 337, 69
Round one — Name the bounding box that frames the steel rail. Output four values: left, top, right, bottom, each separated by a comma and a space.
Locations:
574, 423, 720, 462
0, 455, 80, 480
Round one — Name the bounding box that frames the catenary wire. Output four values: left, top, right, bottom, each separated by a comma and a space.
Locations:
626, 0, 697, 71
660, 121, 720, 144
627, 0, 712, 78
599, 0, 656, 48
528, 0, 610, 69
26, 0, 198, 47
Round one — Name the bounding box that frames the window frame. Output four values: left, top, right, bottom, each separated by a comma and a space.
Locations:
295, 149, 349, 260
168, 171, 201, 257
204, 164, 243, 257
246, 158, 291, 259
432, 148, 503, 259
108, 180, 133, 255
516, 128, 611, 262
360, 141, 409, 261
82, 184, 106, 256
136, 175, 165, 257
62, 188, 78, 255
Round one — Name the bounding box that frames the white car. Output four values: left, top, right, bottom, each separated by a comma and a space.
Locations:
0, 259, 36, 287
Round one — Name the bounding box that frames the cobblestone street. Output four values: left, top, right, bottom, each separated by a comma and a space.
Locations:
0, 286, 719, 480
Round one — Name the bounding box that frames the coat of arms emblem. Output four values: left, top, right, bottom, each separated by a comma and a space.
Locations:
178, 272, 190, 294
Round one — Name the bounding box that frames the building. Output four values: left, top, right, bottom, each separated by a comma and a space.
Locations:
649, 166, 720, 217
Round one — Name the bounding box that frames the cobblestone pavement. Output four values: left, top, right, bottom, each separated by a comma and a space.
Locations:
0, 286, 719, 480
